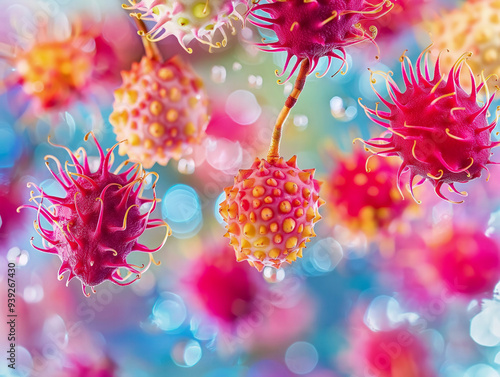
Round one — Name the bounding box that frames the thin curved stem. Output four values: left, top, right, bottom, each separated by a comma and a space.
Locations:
134, 18, 163, 62
267, 59, 310, 163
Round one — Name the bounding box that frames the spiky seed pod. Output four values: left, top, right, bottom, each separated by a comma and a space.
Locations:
109, 55, 210, 169
219, 156, 324, 272
327, 149, 409, 237
123, 0, 246, 52
357, 49, 500, 203
249, 0, 394, 81
18, 133, 170, 296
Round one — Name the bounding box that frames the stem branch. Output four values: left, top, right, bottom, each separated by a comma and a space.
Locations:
267, 59, 310, 163
134, 18, 163, 61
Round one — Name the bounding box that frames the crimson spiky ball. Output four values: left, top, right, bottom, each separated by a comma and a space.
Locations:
219, 156, 324, 271
249, 0, 393, 79
328, 149, 409, 236
19, 133, 170, 296
110, 55, 209, 169
358, 49, 500, 202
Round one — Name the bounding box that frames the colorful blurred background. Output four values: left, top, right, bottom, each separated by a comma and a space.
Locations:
2, 0, 500, 376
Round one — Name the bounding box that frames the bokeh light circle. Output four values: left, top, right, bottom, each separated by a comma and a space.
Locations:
6, 247, 29, 266
162, 184, 203, 239
263, 266, 286, 283
464, 364, 499, 377
285, 341, 319, 374
205, 137, 243, 174
152, 292, 187, 332
171, 339, 202, 368
310, 238, 343, 273
225, 90, 261, 125
214, 191, 226, 225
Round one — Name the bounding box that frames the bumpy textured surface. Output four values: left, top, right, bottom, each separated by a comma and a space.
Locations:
358, 49, 500, 202
19, 133, 170, 296
110, 56, 210, 169
123, 0, 246, 52
219, 156, 324, 271
427, 226, 500, 295
428, 0, 500, 86
249, 0, 393, 80
328, 149, 409, 237
15, 39, 94, 112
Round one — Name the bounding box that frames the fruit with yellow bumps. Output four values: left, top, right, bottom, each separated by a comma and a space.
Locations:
219, 156, 324, 272
110, 55, 209, 169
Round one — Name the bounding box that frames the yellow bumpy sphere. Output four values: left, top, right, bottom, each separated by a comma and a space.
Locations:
220, 156, 324, 272
110, 56, 210, 169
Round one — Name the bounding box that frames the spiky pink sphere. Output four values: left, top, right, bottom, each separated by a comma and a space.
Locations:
110, 56, 209, 169
20, 133, 170, 296
358, 49, 500, 202
327, 149, 409, 236
249, 0, 393, 79
219, 156, 324, 271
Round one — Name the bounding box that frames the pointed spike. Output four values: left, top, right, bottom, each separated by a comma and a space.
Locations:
298, 172, 311, 183
228, 222, 240, 235
243, 178, 255, 189
253, 261, 265, 272
236, 252, 248, 262
304, 168, 315, 176
241, 239, 251, 249
286, 155, 297, 167
238, 169, 253, 181
229, 236, 239, 247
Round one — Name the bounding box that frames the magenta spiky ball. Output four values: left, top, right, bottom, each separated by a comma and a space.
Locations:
358, 49, 500, 202
219, 156, 324, 271
20, 133, 170, 296
249, 0, 393, 80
